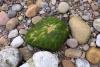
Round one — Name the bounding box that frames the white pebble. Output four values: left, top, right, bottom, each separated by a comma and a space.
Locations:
96, 34, 100, 47
93, 18, 100, 32
76, 58, 90, 67
58, 2, 69, 13
8, 29, 18, 38
11, 36, 24, 48
20, 63, 30, 67
33, 51, 58, 67
0, 46, 21, 67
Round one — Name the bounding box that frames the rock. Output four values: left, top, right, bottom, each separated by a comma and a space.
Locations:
86, 47, 100, 64
8, 10, 17, 18
82, 15, 90, 21
20, 58, 35, 67
96, 34, 100, 47
91, 2, 99, 11
32, 16, 42, 24
66, 38, 78, 48
0, 62, 10, 67
6, 18, 18, 31
11, 36, 24, 48
18, 16, 23, 21
36, 0, 44, 8
33, 51, 58, 67
0, 36, 8, 45
90, 42, 96, 47
93, 18, 100, 32
57, 2, 69, 13
25, 4, 38, 17
75, 58, 90, 67
19, 29, 27, 35
82, 44, 89, 51
0, 0, 3, 5
8, 29, 18, 38
62, 60, 75, 67
19, 47, 32, 61
0, 46, 21, 67
20, 51, 58, 67
11, 4, 23, 11
1, 4, 8, 11
69, 16, 91, 44
51, 0, 56, 5
65, 48, 82, 58
0, 11, 9, 26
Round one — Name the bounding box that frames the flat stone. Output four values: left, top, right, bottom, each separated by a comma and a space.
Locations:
62, 60, 75, 67
65, 48, 82, 58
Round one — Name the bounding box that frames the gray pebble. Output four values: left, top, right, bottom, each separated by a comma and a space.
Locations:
11, 4, 23, 11
8, 10, 17, 18
66, 38, 78, 48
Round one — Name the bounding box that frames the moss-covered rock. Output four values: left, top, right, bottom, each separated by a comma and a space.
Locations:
25, 17, 69, 51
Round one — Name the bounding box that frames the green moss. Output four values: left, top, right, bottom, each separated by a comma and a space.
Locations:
25, 17, 69, 51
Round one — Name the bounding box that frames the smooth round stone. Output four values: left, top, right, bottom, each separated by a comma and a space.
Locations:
33, 51, 58, 67
76, 59, 90, 67
11, 36, 24, 48
66, 38, 78, 48
96, 34, 100, 47
58, 2, 69, 13
6, 18, 18, 31
93, 18, 100, 32
11, 4, 23, 11
0, 46, 21, 67
8, 10, 17, 18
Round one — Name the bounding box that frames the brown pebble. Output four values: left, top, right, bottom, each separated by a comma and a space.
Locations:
62, 60, 75, 67
25, 4, 39, 17
19, 47, 33, 61
65, 48, 82, 58
6, 18, 18, 31
86, 47, 100, 64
